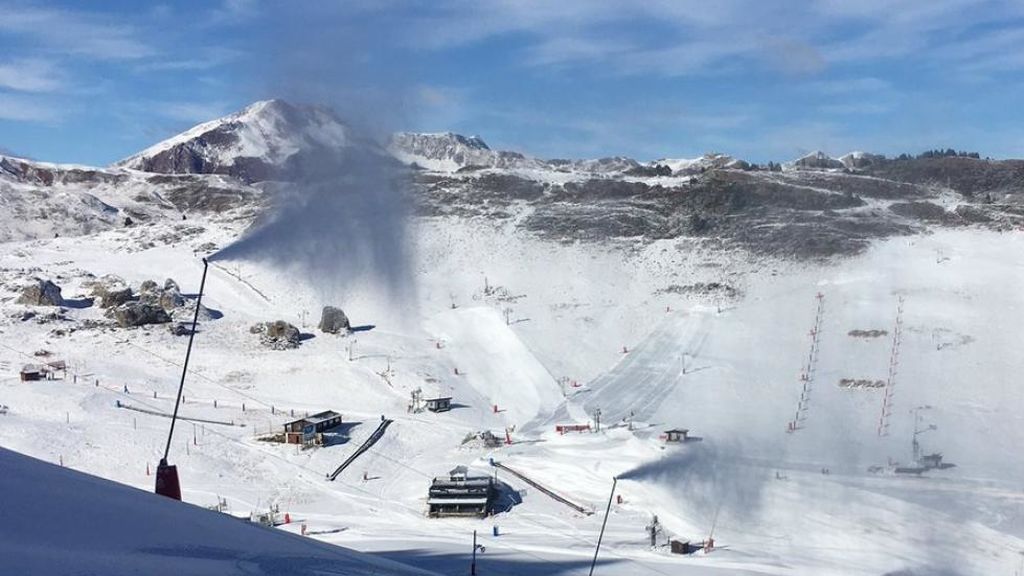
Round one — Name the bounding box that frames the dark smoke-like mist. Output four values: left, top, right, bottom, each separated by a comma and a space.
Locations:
210, 144, 414, 306
618, 440, 771, 522
211, 4, 421, 311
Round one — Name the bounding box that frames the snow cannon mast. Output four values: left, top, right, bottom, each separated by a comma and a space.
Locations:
156, 257, 210, 500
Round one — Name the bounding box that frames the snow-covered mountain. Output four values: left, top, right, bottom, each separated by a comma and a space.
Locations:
388, 132, 543, 172
792, 150, 845, 170
116, 100, 365, 183
650, 153, 750, 175
839, 150, 886, 170
0, 154, 261, 242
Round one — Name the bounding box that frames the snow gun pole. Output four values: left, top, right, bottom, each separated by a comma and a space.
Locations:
588, 477, 617, 576
156, 257, 209, 500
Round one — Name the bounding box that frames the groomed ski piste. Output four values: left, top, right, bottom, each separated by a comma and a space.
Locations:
1, 210, 1023, 575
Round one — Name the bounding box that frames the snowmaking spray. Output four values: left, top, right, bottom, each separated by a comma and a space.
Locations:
154, 258, 210, 500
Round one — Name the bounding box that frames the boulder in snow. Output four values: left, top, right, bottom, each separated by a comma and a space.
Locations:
112, 302, 172, 328
16, 279, 64, 307
251, 320, 301, 350
318, 306, 351, 334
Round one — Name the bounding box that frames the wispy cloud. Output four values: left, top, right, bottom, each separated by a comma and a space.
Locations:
135, 47, 243, 72
153, 101, 232, 124
0, 4, 154, 60
401, 0, 1024, 83
206, 0, 261, 27
808, 77, 892, 94
0, 58, 63, 92
818, 101, 893, 115
0, 93, 60, 122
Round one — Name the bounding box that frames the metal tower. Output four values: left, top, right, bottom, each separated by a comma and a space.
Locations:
876, 297, 905, 437
787, 293, 825, 433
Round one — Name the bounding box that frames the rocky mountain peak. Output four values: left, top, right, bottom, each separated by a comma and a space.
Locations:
114, 99, 357, 183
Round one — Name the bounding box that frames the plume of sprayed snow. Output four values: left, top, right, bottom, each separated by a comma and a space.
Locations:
209, 4, 422, 318
210, 141, 415, 310
617, 440, 771, 522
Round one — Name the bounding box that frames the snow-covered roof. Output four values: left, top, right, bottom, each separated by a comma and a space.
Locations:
427, 497, 489, 505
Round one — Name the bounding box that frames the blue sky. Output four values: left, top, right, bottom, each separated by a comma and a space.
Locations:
2, 0, 1024, 165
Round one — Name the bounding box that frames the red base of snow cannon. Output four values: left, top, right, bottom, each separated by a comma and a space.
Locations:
155, 459, 182, 500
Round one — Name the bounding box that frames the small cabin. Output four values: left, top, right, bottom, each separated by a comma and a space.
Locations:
19, 365, 43, 382
664, 429, 689, 443
555, 423, 591, 434
283, 410, 343, 445
427, 465, 495, 518
46, 360, 67, 378
424, 397, 452, 413
670, 539, 701, 555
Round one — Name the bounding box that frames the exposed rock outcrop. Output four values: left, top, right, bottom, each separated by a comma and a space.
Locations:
112, 302, 171, 327
318, 306, 351, 334
16, 279, 65, 306
250, 320, 301, 350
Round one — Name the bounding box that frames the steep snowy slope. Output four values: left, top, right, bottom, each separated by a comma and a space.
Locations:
116, 100, 363, 183
0, 154, 262, 242
389, 132, 544, 172
0, 447, 434, 576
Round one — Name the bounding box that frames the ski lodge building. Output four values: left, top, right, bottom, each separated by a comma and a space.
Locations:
283, 410, 343, 445
663, 428, 703, 443
19, 365, 43, 381
424, 396, 452, 413
427, 465, 495, 518
19, 360, 66, 382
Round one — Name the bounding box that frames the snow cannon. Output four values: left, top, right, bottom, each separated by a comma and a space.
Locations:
154, 257, 210, 500
155, 459, 181, 500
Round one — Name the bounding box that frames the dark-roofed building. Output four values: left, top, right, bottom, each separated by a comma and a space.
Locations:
424, 397, 452, 413
664, 428, 702, 443
427, 466, 495, 518
19, 365, 43, 382
284, 410, 343, 445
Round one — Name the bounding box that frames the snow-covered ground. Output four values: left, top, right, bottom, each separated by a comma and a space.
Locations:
1, 211, 1022, 575
0, 446, 436, 575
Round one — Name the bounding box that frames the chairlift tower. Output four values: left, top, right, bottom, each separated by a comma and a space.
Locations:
877, 297, 905, 437
787, 293, 825, 433
910, 405, 936, 462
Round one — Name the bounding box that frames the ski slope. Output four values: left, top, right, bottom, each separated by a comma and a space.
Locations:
0, 447, 433, 576
1, 212, 1023, 575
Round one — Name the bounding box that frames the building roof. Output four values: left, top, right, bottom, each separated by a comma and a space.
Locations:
21, 364, 43, 373
664, 428, 689, 434
424, 397, 452, 402
285, 410, 340, 428
427, 497, 489, 505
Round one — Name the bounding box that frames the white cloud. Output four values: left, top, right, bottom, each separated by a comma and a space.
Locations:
0, 4, 153, 60
136, 47, 243, 72
818, 101, 893, 115
0, 59, 62, 92
808, 77, 892, 94
153, 101, 231, 124
0, 93, 60, 122
396, 0, 1024, 83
